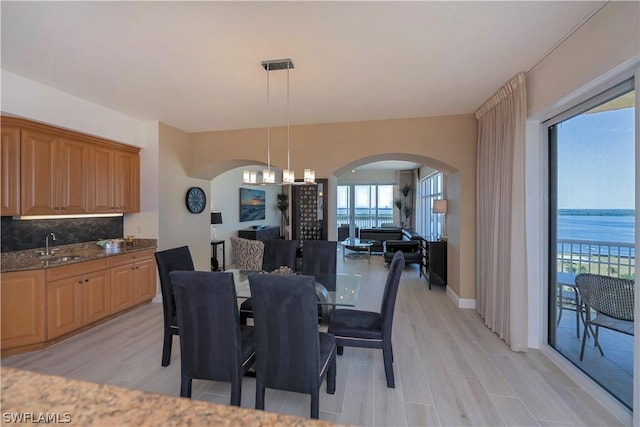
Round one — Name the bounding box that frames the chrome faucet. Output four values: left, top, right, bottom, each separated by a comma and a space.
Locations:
45, 232, 56, 256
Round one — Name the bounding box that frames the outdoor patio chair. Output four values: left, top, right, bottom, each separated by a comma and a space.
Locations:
575, 273, 634, 361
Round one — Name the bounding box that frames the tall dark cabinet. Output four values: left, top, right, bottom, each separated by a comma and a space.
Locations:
422, 240, 447, 289
291, 179, 328, 240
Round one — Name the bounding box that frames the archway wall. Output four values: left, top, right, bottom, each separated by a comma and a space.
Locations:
189, 114, 477, 300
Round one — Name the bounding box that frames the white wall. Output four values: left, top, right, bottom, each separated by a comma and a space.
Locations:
336, 169, 397, 185
1, 71, 147, 147
210, 167, 281, 268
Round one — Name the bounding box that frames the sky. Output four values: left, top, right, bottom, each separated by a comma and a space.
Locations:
556, 99, 635, 210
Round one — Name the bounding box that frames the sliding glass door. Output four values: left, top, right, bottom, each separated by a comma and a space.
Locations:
337, 184, 394, 230
547, 79, 635, 409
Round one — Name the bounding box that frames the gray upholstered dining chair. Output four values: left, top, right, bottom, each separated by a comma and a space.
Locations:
575, 273, 634, 361
169, 270, 256, 406
239, 239, 298, 325
154, 246, 194, 367
248, 273, 336, 419
328, 251, 405, 388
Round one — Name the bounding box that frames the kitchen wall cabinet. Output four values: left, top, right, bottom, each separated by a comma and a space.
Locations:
1, 125, 21, 216
21, 128, 91, 215
90, 146, 140, 213
0, 270, 46, 350
47, 258, 110, 339
0, 116, 140, 216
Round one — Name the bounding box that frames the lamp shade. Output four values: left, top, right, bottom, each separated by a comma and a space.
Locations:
211, 212, 223, 225
432, 199, 448, 214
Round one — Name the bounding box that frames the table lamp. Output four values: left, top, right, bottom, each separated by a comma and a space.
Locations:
211, 212, 223, 241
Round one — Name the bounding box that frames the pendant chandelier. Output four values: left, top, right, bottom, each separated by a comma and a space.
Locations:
242, 58, 315, 185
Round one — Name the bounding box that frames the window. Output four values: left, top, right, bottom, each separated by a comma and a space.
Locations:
337, 184, 394, 229
418, 172, 444, 239
547, 79, 635, 409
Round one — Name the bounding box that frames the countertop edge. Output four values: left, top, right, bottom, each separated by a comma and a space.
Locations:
0, 367, 340, 427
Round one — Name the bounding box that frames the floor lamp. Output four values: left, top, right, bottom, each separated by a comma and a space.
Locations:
432, 199, 447, 241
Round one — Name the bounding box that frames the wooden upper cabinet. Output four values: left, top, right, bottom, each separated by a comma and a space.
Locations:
90, 145, 140, 213
2, 116, 140, 216
21, 128, 90, 215
1, 125, 21, 216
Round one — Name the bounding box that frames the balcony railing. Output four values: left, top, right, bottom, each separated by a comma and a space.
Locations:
557, 238, 635, 279
337, 214, 395, 229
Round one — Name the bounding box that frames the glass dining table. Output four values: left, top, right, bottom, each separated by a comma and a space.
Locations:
227, 269, 361, 321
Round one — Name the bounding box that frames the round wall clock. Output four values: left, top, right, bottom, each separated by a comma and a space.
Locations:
185, 186, 206, 214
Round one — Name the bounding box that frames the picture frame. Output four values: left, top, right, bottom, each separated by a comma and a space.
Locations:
239, 188, 266, 222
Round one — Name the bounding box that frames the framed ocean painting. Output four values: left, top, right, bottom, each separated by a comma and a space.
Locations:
239, 188, 266, 222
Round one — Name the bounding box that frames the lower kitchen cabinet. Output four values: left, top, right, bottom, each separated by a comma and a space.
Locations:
110, 249, 156, 312
47, 260, 111, 340
1, 270, 46, 350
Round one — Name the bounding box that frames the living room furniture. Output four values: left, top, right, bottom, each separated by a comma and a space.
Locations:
328, 251, 405, 388
210, 239, 225, 271
340, 238, 374, 263
248, 273, 336, 419
237, 225, 280, 241
154, 246, 195, 367
423, 240, 447, 289
358, 227, 421, 253
229, 237, 264, 271
170, 271, 256, 406
291, 178, 328, 240
337, 224, 359, 241
383, 240, 422, 275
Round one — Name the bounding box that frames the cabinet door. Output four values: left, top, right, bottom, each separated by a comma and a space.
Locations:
114, 150, 140, 213
47, 277, 83, 339
110, 264, 134, 312
1, 126, 21, 216
82, 269, 111, 324
1, 270, 46, 349
21, 128, 57, 215
58, 138, 90, 214
90, 145, 115, 213
133, 258, 156, 304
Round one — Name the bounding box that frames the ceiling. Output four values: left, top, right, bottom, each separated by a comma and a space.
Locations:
1, 1, 605, 133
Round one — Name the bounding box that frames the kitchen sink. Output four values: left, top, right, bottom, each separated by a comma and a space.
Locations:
39, 255, 83, 263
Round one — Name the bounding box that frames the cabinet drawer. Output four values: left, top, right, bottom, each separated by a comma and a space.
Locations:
47, 258, 110, 282
109, 249, 155, 268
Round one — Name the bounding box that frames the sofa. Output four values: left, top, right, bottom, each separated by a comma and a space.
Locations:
358, 227, 421, 253
383, 240, 422, 275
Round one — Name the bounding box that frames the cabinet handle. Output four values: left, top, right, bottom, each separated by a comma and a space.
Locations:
84, 278, 89, 282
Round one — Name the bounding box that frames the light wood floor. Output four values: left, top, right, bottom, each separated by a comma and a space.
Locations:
2, 252, 626, 426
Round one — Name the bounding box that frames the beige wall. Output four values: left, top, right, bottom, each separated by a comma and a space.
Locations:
189, 114, 478, 299
158, 123, 211, 270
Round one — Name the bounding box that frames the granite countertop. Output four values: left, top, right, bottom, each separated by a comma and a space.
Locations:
1, 239, 158, 273
1, 367, 339, 427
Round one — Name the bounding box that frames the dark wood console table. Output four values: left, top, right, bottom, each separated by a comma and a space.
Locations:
421, 240, 447, 289
237, 226, 280, 241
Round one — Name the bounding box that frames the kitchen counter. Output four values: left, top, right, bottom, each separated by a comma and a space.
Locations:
1, 239, 157, 273
1, 367, 339, 427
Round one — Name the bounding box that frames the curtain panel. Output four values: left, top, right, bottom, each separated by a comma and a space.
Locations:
475, 72, 528, 351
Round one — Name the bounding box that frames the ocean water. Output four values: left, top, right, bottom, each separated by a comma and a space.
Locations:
557, 211, 635, 258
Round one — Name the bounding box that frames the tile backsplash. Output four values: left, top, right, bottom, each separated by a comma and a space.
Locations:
1, 216, 123, 252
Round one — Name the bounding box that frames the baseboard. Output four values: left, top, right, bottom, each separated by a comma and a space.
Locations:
446, 286, 477, 309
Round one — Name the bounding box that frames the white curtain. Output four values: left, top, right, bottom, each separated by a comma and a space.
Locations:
475, 72, 528, 351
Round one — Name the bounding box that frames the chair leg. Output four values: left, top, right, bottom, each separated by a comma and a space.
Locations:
230, 376, 242, 406
337, 345, 343, 356
382, 345, 395, 388
593, 325, 604, 356
579, 323, 589, 361
310, 390, 319, 419
239, 312, 248, 326
180, 375, 192, 398
255, 382, 265, 410
161, 329, 172, 367
326, 355, 336, 395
